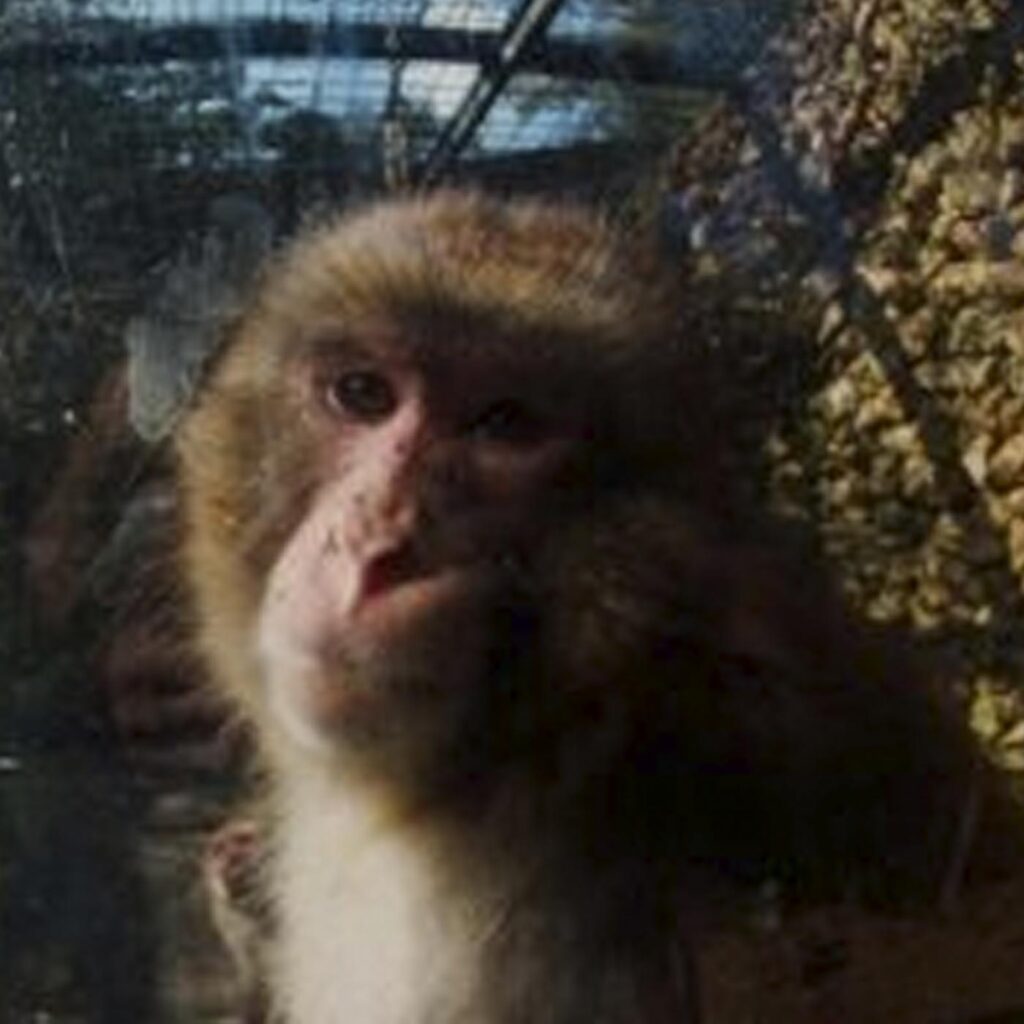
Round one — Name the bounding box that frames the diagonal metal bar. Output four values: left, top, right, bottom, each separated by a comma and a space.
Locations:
418, 0, 567, 186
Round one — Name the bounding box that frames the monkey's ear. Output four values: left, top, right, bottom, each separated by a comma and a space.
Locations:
126, 195, 274, 443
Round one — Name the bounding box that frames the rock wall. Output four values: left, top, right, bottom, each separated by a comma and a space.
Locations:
670, 0, 1024, 767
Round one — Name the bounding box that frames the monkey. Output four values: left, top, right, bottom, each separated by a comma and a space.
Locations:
203, 816, 274, 1023
23, 193, 274, 769
22, 362, 245, 768
176, 190, 1014, 1024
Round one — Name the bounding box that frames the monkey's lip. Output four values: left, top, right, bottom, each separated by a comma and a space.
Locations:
360, 545, 428, 600
351, 550, 473, 624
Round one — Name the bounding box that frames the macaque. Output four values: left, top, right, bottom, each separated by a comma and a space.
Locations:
23, 363, 242, 767
177, 191, 1008, 1023
203, 817, 274, 1023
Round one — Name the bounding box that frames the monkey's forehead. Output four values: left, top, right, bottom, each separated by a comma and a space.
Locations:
255, 192, 676, 360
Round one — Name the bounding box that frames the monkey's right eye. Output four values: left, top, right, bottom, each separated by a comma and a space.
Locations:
321, 370, 397, 421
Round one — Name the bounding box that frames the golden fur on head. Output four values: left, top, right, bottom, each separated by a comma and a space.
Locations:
251, 190, 676, 364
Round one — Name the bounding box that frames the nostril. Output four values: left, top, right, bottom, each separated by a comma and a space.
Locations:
362, 543, 426, 598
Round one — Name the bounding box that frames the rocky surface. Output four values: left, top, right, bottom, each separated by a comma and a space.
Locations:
671, 0, 1024, 771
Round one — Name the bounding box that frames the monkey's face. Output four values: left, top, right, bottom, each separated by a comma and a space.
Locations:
180, 193, 679, 777
253, 325, 586, 765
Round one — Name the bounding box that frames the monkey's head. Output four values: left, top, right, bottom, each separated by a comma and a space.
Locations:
178, 192, 690, 787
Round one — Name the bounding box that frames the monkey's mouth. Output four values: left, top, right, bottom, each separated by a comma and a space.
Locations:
360, 544, 430, 601
353, 544, 479, 630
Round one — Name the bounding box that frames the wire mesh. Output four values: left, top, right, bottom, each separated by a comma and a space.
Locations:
0, 0, 773, 184
0, 2, 798, 1020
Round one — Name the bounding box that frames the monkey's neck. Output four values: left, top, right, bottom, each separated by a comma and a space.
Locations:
272, 762, 693, 1024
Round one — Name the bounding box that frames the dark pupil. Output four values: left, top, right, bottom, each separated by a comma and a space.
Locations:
472, 399, 544, 444
329, 371, 396, 420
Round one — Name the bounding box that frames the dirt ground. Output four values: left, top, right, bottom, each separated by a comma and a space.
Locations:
702, 878, 1024, 1024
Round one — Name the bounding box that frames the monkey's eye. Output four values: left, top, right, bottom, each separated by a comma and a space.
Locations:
468, 398, 548, 446
321, 370, 397, 421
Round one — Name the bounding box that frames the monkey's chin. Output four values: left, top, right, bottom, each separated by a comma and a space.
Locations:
258, 640, 362, 759
256, 573, 490, 761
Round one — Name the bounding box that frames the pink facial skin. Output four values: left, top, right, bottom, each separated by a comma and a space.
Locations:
255, 340, 580, 757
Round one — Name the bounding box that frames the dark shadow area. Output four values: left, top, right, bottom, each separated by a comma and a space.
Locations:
0, 641, 159, 1022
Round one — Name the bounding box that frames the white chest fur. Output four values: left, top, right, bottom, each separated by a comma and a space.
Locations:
273, 777, 479, 1024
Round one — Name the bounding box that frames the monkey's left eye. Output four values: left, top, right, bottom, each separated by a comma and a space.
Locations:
468, 398, 548, 446
322, 370, 397, 421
